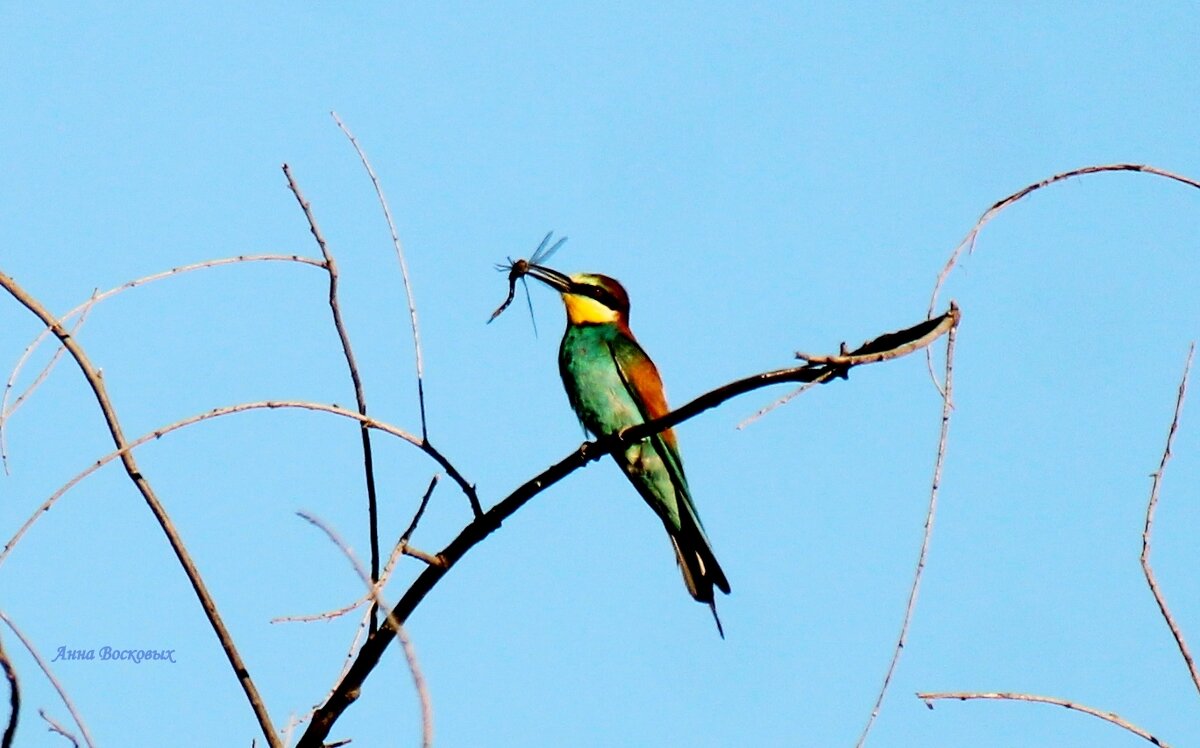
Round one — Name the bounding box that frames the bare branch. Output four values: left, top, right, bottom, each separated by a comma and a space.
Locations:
856, 308, 959, 747
401, 546, 446, 568
274, 481, 438, 625
331, 112, 429, 439
296, 512, 433, 748
1, 400, 421, 569
402, 475, 439, 546
282, 162, 385, 633
917, 691, 1171, 747
38, 710, 79, 748
925, 163, 1200, 391
1, 289, 98, 474
0, 627, 17, 748
1141, 343, 1197, 697
929, 163, 1200, 319
743, 305, 961, 428
0, 613, 92, 748
1, 253, 323, 469
297, 306, 959, 746
0, 269, 282, 748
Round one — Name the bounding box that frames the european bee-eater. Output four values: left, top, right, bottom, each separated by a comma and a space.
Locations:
523, 263, 731, 635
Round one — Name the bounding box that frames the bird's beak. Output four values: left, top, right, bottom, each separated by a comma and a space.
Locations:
523, 263, 574, 295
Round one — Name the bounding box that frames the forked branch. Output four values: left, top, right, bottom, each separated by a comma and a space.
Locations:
296, 305, 959, 746
0, 270, 282, 748
1141, 344, 1197, 696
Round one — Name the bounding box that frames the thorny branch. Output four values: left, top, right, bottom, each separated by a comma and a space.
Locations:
295, 306, 959, 747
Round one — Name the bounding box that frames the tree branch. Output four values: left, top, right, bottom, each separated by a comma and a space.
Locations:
0, 269, 282, 748
331, 113, 429, 440
855, 312, 959, 747
0, 254, 323, 472
1141, 343, 1197, 697
0, 612, 93, 748
296, 305, 959, 746
296, 511, 433, 748
1, 400, 422, 569
282, 163, 386, 634
0, 626, 17, 748
917, 691, 1170, 747
925, 163, 1200, 392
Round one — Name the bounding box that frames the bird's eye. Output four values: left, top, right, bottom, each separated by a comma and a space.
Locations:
589, 286, 618, 309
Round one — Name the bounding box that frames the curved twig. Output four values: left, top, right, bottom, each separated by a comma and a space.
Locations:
331, 112, 428, 439
925, 163, 1200, 392
0, 612, 93, 748
273, 476, 438, 626
1141, 343, 1197, 697
0, 400, 421, 569
917, 691, 1170, 747
855, 307, 959, 747
296, 306, 959, 746
0, 254, 323, 472
1, 289, 98, 474
38, 710, 79, 748
296, 511, 433, 748
0, 269, 282, 748
929, 164, 1200, 319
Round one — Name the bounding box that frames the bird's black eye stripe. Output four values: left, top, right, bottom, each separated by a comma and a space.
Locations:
573, 283, 619, 310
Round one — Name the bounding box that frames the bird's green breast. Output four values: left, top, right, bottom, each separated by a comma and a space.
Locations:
558, 323, 641, 437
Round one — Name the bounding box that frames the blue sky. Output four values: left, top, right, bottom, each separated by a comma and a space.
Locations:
2, 4, 1198, 747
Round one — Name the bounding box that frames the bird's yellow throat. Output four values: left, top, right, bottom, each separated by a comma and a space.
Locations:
562, 293, 620, 325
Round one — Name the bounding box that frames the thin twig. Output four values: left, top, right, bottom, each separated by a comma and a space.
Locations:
296, 511, 433, 748
925, 163, 1200, 392
297, 306, 959, 746
282, 163, 385, 633
0, 628, 17, 748
1, 254, 323, 468
0, 269, 282, 748
273, 477, 439, 625
1141, 343, 1197, 697
1, 400, 421, 569
740, 307, 958, 428
0, 613, 93, 748
401, 546, 446, 568
856, 304, 959, 747
38, 710, 79, 748
929, 164, 1200, 318
331, 113, 428, 440
402, 475, 439, 545
286, 605, 376, 737
1, 289, 98, 474
916, 691, 1170, 747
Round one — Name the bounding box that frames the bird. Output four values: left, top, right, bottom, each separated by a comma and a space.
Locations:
522, 262, 731, 636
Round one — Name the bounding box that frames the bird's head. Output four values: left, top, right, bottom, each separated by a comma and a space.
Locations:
523, 264, 631, 327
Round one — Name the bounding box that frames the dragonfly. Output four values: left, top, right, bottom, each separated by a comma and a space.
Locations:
487, 230, 568, 335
